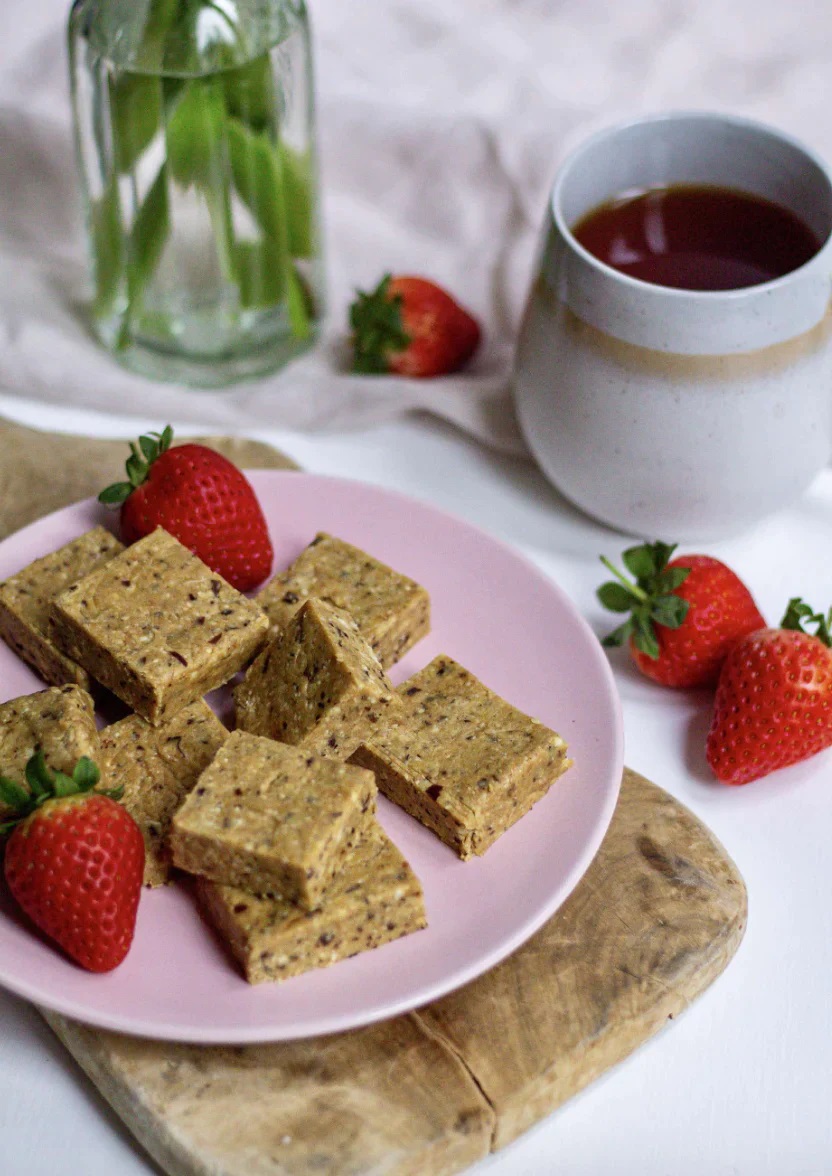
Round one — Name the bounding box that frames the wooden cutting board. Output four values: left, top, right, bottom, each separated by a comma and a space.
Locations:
1, 418, 748, 1176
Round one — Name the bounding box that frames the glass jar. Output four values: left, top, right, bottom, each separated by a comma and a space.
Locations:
68, 0, 324, 386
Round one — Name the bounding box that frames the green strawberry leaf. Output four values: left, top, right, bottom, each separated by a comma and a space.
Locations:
632, 611, 661, 660
99, 425, 175, 506
98, 482, 133, 506
126, 452, 148, 487
781, 597, 832, 646
601, 619, 634, 648
349, 275, 411, 374
73, 757, 101, 791
657, 566, 690, 593
597, 582, 641, 613
598, 541, 690, 659
25, 749, 53, 797
138, 433, 159, 462
650, 594, 690, 629
52, 771, 79, 798
652, 541, 678, 570
622, 544, 659, 579
0, 776, 31, 811
0, 753, 110, 835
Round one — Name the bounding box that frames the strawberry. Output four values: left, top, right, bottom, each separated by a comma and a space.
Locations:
99, 426, 273, 592
349, 274, 481, 378
707, 599, 832, 785
598, 541, 766, 688
0, 752, 144, 972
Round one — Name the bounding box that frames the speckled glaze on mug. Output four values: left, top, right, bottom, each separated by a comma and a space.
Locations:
513, 112, 832, 540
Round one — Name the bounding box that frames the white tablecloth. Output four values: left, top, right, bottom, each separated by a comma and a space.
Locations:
2, 0, 832, 453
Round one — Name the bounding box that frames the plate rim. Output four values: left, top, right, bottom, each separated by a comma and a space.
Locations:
0, 470, 624, 1042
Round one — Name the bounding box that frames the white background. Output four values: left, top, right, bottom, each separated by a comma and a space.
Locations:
0, 393, 830, 1175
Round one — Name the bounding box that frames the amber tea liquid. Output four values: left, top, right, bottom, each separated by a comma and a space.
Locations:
572, 184, 821, 291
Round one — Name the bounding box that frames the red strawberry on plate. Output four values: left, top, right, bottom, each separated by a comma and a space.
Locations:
1, 753, 144, 972
99, 426, 273, 592
598, 541, 766, 688
707, 598, 832, 785
350, 274, 481, 378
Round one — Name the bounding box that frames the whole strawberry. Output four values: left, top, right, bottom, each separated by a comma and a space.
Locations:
707, 599, 832, 785
99, 426, 273, 592
0, 753, 144, 972
350, 274, 481, 378
598, 541, 766, 688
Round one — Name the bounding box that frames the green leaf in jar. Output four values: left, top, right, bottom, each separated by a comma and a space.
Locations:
109, 73, 163, 174
226, 120, 312, 336
90, 178, 125, 320
127, 164, 170, 306
286, 264, 313, 340
234, 239, 285, 309
226, 119, 315, 261
226, 117, 287, 244
222, 54, 278, 132
279, 143, 316, 259
164, 77, 228, 190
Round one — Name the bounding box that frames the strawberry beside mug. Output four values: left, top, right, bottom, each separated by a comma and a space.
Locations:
513, 112, 832, 540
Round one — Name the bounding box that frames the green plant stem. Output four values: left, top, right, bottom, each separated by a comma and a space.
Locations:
90, 177, 126, 321
599, 556, 648, 602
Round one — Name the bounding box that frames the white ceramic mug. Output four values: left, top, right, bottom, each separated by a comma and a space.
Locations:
513, 112, 832, 540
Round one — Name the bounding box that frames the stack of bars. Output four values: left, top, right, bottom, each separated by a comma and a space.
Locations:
0, 523, 571, 984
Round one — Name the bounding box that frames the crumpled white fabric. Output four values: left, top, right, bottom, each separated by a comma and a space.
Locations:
1, 0, 831, 453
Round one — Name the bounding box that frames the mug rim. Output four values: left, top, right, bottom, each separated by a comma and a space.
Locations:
550, 109, 832, 302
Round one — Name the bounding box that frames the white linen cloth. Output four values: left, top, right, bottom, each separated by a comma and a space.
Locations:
1, 0, 832, 453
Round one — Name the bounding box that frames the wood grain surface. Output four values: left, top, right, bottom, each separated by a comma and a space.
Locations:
2, 417, 748, 1176
43, 767, 747, 1176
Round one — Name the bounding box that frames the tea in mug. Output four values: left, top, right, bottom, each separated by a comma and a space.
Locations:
572, 184, 820, 291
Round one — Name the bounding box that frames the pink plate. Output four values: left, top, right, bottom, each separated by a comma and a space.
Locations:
0, 472, 623, 1042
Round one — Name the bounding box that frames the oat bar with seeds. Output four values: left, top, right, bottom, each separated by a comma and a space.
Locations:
171, 731, 377, 906
195, 821, 426, 984
235, 598, 399, 759
50, 528, 269, 726
258, 532, 430, 669
100, 700, 228, 887
0, 526, 124, 689
350, 655, 572, 859
0, 686, 99, 821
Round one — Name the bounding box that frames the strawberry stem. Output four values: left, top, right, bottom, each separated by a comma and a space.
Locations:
0, 753, 113, 836
349, 275, 411, 374
598, 556, 649, 603
597, 541, 691, 659
99, 425, 175, 507
781, 598, 832, 646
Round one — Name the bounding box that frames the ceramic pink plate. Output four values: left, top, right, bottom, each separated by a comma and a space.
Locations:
0, 471, 623, 1043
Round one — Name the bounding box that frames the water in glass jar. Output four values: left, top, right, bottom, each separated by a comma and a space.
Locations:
69, 0, 323, 385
